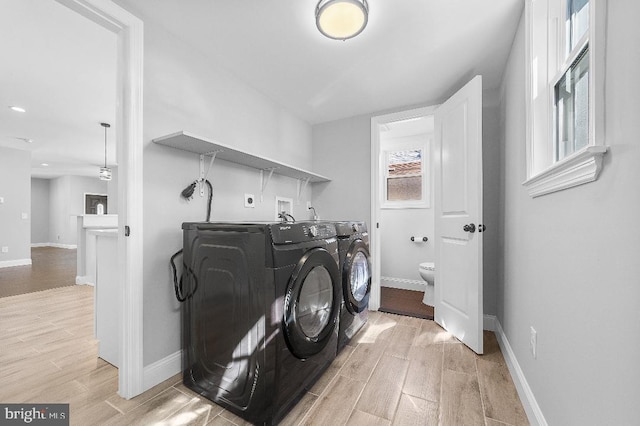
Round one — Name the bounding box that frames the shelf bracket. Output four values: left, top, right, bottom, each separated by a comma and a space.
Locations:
199, 150, 221, 196
296, 177, 311, 204
260, 167, 277, 201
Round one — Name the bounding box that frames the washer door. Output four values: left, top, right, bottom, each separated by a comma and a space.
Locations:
284, 247, 341, 359
343, 239, 371, 314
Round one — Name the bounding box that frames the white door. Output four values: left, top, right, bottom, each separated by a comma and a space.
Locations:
434, 75, 483, 354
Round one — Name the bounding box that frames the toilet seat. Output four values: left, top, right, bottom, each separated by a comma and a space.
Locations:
420, 262, 435, 271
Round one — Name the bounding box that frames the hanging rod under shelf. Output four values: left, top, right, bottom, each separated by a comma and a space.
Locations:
152, 131, 331, 183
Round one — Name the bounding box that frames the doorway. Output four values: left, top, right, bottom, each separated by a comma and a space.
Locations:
371, 76, 485, 354
370, 107, 436, 319
56, 0, 144, 398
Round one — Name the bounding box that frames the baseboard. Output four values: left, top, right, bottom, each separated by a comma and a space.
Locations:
31, 243, 77, 249
75, 276, 95, 286
491, 317, 548, 426
0, 258, 32, 268
381, 276, 426, 292
483, 314, 497, 331
143, 350, 182, 391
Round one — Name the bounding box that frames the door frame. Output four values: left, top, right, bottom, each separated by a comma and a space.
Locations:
56, 0, 144, 398
370, 105, 438, 311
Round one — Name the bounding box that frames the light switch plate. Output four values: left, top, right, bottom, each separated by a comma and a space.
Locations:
21, 212, 28, 220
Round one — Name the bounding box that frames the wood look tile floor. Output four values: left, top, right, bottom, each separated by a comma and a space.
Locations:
0, 285, 529, 426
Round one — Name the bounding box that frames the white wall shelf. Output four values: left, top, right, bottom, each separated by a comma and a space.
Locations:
153, 131, 331, 184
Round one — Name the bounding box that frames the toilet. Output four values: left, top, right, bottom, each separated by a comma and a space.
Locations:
419, 262, 435, 306
419, 262, 435, 285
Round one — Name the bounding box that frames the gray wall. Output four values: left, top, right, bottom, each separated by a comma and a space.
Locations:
311, 99, 501, 316
498, 3, 640, 424
31, 178, 50, 244
139, 16, 314, 366
0, 147, 31, 264
48, 175, 108, 245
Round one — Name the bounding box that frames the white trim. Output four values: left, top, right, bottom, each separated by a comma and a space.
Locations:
370, 105, 439, 312
483, 314, 497, 332
522, 145, 606, 197
75, 276, 95, 286
55, 0, 144, 399
489, 315, 548, 426
143, 350, 182, 391
380, 276, 426, 292
0, 259, 32, 268
524, 0, 608, 198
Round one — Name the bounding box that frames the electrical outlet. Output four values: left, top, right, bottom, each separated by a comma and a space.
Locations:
244, 193, 255, 208
1, 246, 8, 253
530, 326, 537, 359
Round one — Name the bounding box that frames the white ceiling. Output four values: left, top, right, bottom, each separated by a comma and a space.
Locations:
0, 0, 117, 179
0, 0, 523, 178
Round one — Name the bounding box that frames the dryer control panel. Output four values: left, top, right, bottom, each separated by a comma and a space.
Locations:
271, 222, 336, 244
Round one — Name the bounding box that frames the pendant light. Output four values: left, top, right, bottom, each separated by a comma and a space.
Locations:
99, 122, 112, 181
316, 0, 369, 40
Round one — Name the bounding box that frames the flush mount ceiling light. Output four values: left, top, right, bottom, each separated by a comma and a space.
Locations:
316, 0, 369, 40
9, 105, 26, 113
99, 122, 112, 181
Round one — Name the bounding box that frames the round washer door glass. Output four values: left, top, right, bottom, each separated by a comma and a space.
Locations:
297, 266, 334, 338
350, 251, 370, 302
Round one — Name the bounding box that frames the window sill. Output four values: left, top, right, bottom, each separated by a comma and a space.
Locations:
522, 145, 607, 197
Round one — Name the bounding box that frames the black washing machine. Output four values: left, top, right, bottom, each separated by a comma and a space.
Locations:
335, 221, 371, 352
180, 221, 341, 425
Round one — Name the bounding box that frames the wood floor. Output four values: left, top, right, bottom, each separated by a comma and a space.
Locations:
0, 284, 529, 426
379, 286, 435, 320
0, 247, 77, 298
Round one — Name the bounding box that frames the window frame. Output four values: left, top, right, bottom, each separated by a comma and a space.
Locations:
523, 0, 607, 198
381, 140, 430, 209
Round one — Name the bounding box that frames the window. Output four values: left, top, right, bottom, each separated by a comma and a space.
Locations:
382, 144, 430, 208
524, 0, 606, 197
386, 149, 422, 201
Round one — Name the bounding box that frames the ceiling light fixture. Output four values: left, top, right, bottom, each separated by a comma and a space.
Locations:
9, 106, 26, 113
316, 0, 369, 40
41, 163, 49, 167
99, 122, 112, 181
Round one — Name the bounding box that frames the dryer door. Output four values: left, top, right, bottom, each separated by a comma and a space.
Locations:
343, 239, 371, 314
284, 248, 341, 359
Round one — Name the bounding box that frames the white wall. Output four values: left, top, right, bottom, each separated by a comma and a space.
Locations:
48, 175, 108, 246
31, 178, 50, 244
0, 147, 31, 265
140, 17, 314, 366
498, 2, 640, 424
312, 99, 501, 315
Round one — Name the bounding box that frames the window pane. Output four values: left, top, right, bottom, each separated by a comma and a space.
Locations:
555, 47, 589, 160
387, 149, 422, 176
387, 176, 422, 201
566, 0, 589, 55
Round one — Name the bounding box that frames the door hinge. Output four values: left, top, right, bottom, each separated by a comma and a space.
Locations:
376, 222, 379, 229
125, 226, 130, 237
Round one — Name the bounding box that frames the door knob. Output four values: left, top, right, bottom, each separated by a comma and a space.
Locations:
463, 223, 476, 233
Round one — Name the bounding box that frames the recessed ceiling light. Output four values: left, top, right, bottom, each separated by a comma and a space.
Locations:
9, 106, 26, 113
41, 163, 49, 167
